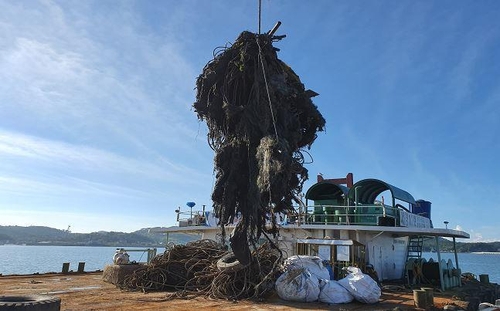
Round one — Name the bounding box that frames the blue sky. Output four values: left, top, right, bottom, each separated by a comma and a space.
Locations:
0, 1, 499, 240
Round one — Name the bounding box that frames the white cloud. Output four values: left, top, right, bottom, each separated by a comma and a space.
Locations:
3, 37, 86, 82
452, 224, 500, 243
0, 0, 201, 152
468, 230, 484, 243
0, 175, 149, 199
0, 129, 207, 185
0, 2, 217, 233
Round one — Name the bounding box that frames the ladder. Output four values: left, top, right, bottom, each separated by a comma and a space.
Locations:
407, 236, 424, 260
404, 236, 424, 284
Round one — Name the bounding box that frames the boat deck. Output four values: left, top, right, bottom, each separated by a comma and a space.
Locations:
0, 271, 461, 310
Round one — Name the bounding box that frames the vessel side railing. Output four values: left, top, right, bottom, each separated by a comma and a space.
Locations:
176, 210, 207, 226
174, 204, 431, 228
297, 204, 398, 226
117, 248, 157, 264
293, 204, 432, 228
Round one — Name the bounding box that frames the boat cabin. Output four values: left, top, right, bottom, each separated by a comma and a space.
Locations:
159, 173, 470, 291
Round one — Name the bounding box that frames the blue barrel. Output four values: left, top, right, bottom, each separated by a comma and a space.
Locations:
413, 200, 431, 219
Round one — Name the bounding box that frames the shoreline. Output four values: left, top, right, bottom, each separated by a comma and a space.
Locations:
471, 251, 500, 255
0, 270, 103, 279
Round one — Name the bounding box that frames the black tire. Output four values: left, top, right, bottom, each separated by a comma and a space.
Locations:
216, 253, 244, 272
0, 295, 60, 311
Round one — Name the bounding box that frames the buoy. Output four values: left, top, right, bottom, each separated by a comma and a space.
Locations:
113, 249, 130, 265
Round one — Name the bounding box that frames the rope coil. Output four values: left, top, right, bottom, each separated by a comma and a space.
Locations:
121, 240, 282, 300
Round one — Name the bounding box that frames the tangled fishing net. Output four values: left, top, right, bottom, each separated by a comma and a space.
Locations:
121, 239, 281, 300
193, 31, 325, 264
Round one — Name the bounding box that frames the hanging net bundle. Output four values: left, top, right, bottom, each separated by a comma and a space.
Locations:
193, 30, 325, 265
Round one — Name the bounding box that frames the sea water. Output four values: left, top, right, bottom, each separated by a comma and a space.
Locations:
422, 251, 500, 283
0, 246, 499, 284
0, 245, 165, 275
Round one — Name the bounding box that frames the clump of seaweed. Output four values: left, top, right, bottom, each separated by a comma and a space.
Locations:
193, 30, 325, 264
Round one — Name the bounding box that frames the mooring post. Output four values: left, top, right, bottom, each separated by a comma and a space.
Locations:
77, 262, 85, 273
62, 262, 70, 274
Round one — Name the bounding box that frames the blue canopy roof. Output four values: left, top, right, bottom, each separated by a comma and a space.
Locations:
347, 179, 416, 205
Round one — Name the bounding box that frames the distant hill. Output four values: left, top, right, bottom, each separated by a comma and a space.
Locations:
422, 237, 500, 253
0, 226, 69, 241
0, 225, 200, 247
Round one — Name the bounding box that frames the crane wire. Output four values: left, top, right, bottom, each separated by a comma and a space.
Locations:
256, 37, 279, 141
257, 0, 280, 210
258, 0, 262, 35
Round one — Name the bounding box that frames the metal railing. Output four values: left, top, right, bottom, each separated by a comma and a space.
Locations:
176, 210, 208, 227
174, 204, 405, 227
297, 204, 399, 226
117, 248, 157, 264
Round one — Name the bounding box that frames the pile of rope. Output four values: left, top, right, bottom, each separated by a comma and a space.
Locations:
120, 239, 282, 300
193, 30, 325, 265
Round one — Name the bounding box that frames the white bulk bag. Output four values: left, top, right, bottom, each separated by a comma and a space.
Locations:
275, 268, 320, 302
283, 255, 331, 281
338, 267, 381, 304
319, 279, 354, 304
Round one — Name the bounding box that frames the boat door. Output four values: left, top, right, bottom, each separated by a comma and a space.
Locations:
368, 236, 408, 281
